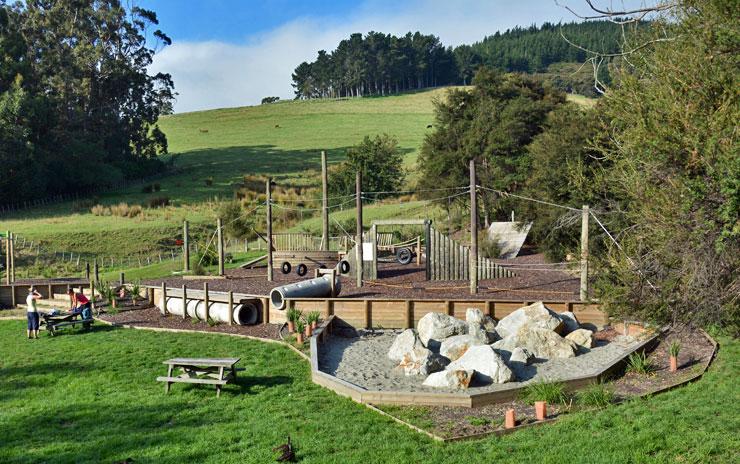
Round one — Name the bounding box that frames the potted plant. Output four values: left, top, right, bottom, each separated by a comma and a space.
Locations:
130, 281, 142, 306
304, 316, 313, 337
286, 308, 301, 333
669, 340, 680, 372
307, 311, 321, 330
295, 319, 305, 345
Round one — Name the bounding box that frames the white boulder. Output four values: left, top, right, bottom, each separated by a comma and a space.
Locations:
494, 326, 576, 359
495, 302, 564, 337
447, 345, 515, 384
557, 311, 580, 335
417, 312, 467, 350
565, 328, 594, 349
398, 346, 449, 376
465, 308, 485, 324
423, 369, 474, 389
388, 329, 423, 362
509, 347, 533, 365
440, 334, 485, 361
465, 308, 497, 343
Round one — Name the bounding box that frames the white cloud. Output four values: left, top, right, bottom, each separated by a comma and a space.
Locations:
150, 0, 635, 112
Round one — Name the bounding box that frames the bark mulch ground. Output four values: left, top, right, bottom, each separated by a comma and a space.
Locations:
378, 326, 716, 440
145, 253, 581, 301
98, 306, 282, 340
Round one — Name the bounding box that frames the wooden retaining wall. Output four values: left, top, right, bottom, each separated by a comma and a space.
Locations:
0, 281, 91, 308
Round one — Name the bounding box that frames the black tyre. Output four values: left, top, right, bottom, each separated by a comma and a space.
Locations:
281, 262, 291, 274
396, 247, 413, 265
339, 260, 351, 274
296, 263, 308, 276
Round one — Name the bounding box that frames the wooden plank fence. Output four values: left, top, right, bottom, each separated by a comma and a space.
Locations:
428, 226, 514, 281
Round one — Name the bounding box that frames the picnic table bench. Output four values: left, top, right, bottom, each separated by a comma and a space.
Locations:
157, 357, 241, 397
41, 313, 94, 336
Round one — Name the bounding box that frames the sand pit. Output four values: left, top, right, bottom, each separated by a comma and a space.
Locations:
318, 330, 645, 394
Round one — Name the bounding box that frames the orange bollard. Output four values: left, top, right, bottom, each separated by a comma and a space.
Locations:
505, 409, 516, 429
535, 401, 547, 421
669, 356, 678, 372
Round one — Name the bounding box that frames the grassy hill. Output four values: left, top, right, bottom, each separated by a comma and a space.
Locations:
0, 88, 595, 279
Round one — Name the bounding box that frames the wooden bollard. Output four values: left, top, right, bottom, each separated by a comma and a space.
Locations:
181, 285, 187, 320
535, 401, 547, 421
227, 291, 234, 325
505, 409, 516, 429
203, 282, 210, 322
161, 282, 168, 315
119, 272, 125, 286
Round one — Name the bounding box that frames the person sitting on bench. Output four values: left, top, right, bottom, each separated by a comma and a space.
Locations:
67, 289, 91, 318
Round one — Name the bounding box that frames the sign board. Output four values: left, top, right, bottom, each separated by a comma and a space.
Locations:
362, 242, 374, 261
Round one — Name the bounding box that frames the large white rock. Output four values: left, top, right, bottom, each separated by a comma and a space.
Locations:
565, 328, 594, 349
439, 334, 485, 361
447, 345, 515, 384
423, 369, 474, 389
494, 326, 576, 359
388, 329, 423, 362
465, 308, 485, 324
417, 312, 468, 350
398, 346, 449, 376
495, 302, 564, 338
557, 311, 581, 335
509, 347, 533, 365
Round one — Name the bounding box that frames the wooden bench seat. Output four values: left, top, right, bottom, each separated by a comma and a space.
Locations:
156, 376, 229, 385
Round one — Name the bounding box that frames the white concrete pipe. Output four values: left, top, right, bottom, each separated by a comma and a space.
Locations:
160, 296, 262, 325
270, 274, 341, 310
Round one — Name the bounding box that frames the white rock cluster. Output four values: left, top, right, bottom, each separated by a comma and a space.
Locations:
386, 302, 593, 389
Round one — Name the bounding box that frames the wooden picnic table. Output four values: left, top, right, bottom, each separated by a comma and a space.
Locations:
157, 357, 241, 397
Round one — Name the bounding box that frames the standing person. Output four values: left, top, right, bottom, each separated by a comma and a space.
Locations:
26, 287, 42, 339
67, 288, 91, 317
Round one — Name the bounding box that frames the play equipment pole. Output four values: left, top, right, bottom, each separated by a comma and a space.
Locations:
9, 232, 14, 283
321, 150, 329, 251
356, 170, 363, 288
266, 177, 274, 282
469, 160, 478, 294
580, 205, 589, 301
217, 218, 225, 276
183, 220, 190, 272
4, 230, 9, 284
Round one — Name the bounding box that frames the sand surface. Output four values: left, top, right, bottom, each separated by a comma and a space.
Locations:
318, 330, 643, 393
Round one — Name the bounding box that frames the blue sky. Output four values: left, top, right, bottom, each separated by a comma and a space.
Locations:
142, 1, 646, 112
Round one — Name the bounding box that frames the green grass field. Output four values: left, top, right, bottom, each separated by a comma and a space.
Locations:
0, 89, 595, 280
0, 321, 736, 463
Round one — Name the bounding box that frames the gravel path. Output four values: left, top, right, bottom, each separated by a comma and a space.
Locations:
318, 330, 643, 393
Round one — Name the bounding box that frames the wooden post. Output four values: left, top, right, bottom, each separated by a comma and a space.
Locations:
181, 285, 187, 320
226, 291, 234, 325
9, 232, 14, 283
261, 296, 270, 324
217, 218, 225, 276
4, 231, 9, 285
469, 160, 478, 294
329, 268, 337, 297
183, 220, 190, 272
148, 287, 154, 305
119, 272, 125, 286
364, 300, 371, 329
580, 205, 589, 301
321, 150, 329, 251
424, 220, 431, 280
94, 259, 100, 283
203, 282, 210, 322
370, 224, 377, 280
416, 235, 421, 267
355, 170, 363, 287
161, 282, 168, 315
85, 261, 90, 280
90, 281, 96, 314
266, 177, 274, 281
405, 300, 413, 329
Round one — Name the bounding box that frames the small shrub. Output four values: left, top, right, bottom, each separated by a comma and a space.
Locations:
147, 196, 170, 208
108, 202, 142, 218
207, 317, 218, 327
294, 319, 305, 336
91, 204, 109, 216
479, 234, 501, 259
521, 381, 567, 405
669, 340, 681, 357
73, 198, 97, 212
577, 384, 614, 408
261, 96, 280, 104
626, 351, 654, 375
306, 311, 321, 326
465, 416, 491, 426
205, 177, 213, 186
129, 281, 141, 303
286, 307, 302, 323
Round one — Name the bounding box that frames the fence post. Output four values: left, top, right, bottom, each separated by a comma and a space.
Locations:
266, 177, 274, 282
183, 220, 190, 272
321, 150, 329, 251
217, 218, 225, 276
469, 160, 478, 294
203, 282, 210, 322
181, 285, 187, 320
94, 259, 100, 283
580, 205, 589, 301
356, 171, 363, 287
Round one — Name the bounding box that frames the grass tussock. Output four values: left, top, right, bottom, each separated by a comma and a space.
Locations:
626, 351, 654, 375
577, 383, 615, 408
521, 381, 568, 405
